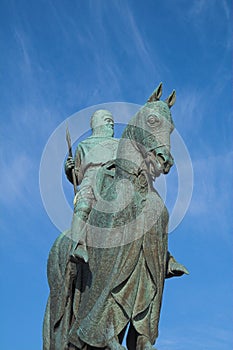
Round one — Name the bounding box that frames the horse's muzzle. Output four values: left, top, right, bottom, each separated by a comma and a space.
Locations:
157, 152, 174, 174
146, 149, 174, 178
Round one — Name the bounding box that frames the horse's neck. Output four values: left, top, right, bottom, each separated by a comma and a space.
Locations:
116, 137, 145, 174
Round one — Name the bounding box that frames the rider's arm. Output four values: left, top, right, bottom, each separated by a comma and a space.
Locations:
74, 145, 84, 185
64, 145, 83, 185
64, 156, 75, 184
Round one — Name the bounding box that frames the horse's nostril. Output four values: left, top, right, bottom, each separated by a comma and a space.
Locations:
157, 154, 166, 163
157, 152, 173, 166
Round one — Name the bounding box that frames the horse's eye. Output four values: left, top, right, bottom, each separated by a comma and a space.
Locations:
105, 118, 113, 123
147, 115, 160, 126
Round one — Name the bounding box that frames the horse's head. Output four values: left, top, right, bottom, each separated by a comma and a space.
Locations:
127, 83, 176, 178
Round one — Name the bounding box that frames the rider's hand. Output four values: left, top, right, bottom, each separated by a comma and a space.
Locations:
65, 156, 75, 171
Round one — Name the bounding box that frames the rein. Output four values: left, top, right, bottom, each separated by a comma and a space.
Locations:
133, 141, 170, 160
118, 125, 170, 177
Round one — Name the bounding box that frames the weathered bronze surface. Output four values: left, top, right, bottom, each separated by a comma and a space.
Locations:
43, 84, 189, 350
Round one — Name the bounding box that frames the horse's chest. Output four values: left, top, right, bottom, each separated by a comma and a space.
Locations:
133, 172, 149, 197
134, 172, 169, 229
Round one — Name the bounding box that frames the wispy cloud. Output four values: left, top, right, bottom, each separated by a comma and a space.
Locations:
122, 6, 157, 72
189, 0, 207, 16
157, 325, 233, 349
173, 88, 202, 133
14, 29, 32, 73
188, 0, 232, 51
0, 103, 64, 217
0, 152, 34, 207
188, 152, 233, 239
54, 0, 166, 101
112, 1, 165, 79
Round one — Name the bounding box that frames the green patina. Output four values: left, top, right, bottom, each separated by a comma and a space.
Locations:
43, 83, 189, 350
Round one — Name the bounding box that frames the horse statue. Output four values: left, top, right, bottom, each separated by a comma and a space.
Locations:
43, 83, 184, 350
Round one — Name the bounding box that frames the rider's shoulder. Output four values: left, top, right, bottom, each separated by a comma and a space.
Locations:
76, 136, 119, 150
77, 137, 95, 146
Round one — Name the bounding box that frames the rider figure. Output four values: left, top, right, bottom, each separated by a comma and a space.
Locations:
65, 109, 118, 263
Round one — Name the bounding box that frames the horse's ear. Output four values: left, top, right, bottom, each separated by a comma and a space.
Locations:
147, 82, 163, 102
165, 90, 176, 108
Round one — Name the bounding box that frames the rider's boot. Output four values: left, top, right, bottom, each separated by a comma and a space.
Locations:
166, 253, 189, 278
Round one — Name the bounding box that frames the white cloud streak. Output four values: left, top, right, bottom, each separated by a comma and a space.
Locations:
14, 29, 32, 73
112, 1, 165, 79
188, 151, 233, 242
157, 328, 232, 350
0, 153, 34, 207
188, 0, 232, 51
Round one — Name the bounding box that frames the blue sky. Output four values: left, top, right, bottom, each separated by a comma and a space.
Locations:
0, 1, 232, 349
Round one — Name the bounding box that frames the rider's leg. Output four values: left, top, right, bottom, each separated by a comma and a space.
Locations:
70, 197, 92, 263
